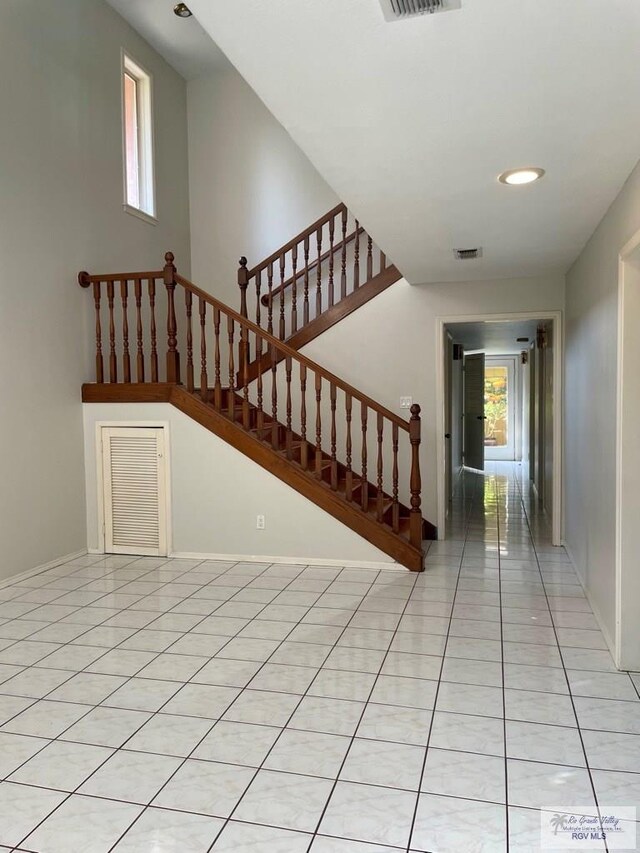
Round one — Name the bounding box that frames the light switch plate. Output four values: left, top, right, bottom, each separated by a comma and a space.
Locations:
400, 397, 413, 409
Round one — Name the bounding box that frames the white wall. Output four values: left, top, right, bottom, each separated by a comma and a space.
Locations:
83, 403, 393, 567
187, 68, 339, 306
565, 157, 640, 652
0, 0, 190, 581
302, 275, 565, 526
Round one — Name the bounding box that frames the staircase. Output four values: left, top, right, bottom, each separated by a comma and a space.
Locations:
78, 248, 435, 571
236, 203, 402, 381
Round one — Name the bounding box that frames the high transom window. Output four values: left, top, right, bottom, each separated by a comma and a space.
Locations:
122, 53, 155, 220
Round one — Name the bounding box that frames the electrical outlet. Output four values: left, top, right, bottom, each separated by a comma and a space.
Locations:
256, 514, 266, 530
400, 396, 413, 409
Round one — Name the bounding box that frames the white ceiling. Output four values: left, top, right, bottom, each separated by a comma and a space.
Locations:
106, 0, 229, 80
188, 0, 640, 284
447, 319, 539, 354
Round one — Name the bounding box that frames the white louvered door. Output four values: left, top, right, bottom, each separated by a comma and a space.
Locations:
101, 427, 168, 556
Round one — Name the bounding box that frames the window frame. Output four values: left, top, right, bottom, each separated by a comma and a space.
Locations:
121, 50, 156, 224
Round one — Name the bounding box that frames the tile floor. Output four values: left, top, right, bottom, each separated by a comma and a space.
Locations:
0, 463, 638, 851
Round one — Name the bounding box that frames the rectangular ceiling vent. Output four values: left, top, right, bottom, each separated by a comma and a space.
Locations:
453, 247, 483, 260
380, 0, 462, 22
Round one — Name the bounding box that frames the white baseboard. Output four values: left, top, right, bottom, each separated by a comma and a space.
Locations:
88, 547, 403, 571
0, 549, 88, 591
168, 551, 404, 571
564, 543, 618, 668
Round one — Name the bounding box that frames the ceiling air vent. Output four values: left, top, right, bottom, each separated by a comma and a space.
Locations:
453, 247, 482, 260
380, 0, 462, 22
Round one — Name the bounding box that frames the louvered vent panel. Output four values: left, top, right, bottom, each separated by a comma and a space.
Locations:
392, 0, 442, 15
102, 428, 167, 556
380, 0, 461, 20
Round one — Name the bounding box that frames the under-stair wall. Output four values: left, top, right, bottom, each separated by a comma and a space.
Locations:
83, 402, 394, 567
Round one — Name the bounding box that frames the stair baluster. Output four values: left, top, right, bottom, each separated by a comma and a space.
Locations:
134, 279, 144, 383
199, 298, 208, 401
120, 280, 131, 383
300, 364, 308, 470
328, 216, 335, 308
241, 326, 250, 429
330, 383, 338, 490
185, 290, 194, 392
345, 393, 353, 501
361, 402, 368, 512
303, 235, 310, 327
255, 270, 262, 328
228, 317, 235, 421
285, 355, 293, 459
315, 372, 322, 479
92, 280, 104, 383
256, 333, 264, 431
213, 306, 222, 410
107, 280, 117, 383
377, 413, 384, 521
271, 343, 279, 450
354, 220, 360, 290
148, 279, 158, 383
340, 208, 348, 299
316, 226, 323, 319
279, 254, 286, 340
392, 424, 400, 533
291, 245, 298, 335
267, 261, 274, 336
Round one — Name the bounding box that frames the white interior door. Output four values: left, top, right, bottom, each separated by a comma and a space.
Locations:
101, 426, 168, 556
463, 353, 485, 471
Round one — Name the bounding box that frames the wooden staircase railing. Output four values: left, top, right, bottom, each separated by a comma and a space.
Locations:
238, 203, 397, 343
79, 252, 431, 570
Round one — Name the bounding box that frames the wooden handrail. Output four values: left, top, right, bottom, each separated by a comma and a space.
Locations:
175, 272, 409, 431
259, 227, 364, 307
246, 203, 346, 278
79, 270, 163, 286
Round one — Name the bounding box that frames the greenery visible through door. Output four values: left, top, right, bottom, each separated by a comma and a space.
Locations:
484, 366, 508, 447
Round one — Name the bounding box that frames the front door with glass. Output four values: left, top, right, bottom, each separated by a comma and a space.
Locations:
484, 357, 517, 461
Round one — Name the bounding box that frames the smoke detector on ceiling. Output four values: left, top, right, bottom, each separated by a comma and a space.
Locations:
453, 247, 483, 260
380, 0, 462, 22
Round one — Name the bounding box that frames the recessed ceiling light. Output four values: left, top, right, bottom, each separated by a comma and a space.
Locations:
498, 167, 545, 186
173, 3, 192, 17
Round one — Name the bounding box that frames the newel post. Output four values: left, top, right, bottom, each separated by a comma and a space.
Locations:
238, 256, 250, 370
409, 404, 423, 550
164, 251, 181, 384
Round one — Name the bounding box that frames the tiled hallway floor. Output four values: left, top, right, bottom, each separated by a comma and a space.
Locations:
0, 463, 638, 852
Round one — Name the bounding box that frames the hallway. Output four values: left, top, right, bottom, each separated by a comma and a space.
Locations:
439, 462, 639, 851
0, 466, 637, 851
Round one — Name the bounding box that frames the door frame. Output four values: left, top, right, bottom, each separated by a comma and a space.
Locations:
615, 229, 640, 670
435, 311, 563, 544
95, 421, 172, 556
